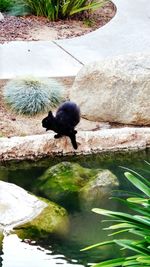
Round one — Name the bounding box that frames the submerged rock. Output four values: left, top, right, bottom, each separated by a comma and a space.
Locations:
79, 169, 119, 208
70, 54, 150, 125
0, 181, 68, 239
36, 162, 97, 207
36, 162, 119, 209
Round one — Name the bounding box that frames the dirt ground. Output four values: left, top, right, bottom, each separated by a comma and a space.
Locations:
0, 2, 116, 137
0, 78, 112, 138
0, 2, 116, 42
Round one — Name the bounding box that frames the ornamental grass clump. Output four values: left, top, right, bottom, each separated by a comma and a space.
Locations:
11, 0, 108, 20
3, 77, 65, 115
82, 162, 150, 266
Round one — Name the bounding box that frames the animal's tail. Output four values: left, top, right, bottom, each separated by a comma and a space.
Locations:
69, 134, 78, 150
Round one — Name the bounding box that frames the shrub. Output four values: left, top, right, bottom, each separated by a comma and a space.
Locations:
3, 77, 65, 115
0, 0, 14, 12
82, 164, 150, 266
11, 0, 108, 21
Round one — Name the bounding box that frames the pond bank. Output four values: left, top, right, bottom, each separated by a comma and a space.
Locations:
0, 127, 150, 161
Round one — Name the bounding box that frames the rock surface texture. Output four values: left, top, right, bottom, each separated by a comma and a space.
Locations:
0, 180, 46, 232
0, 128, 150, 161
70, 54, 150, 125
0, 180, 68, 239
37, 162, 96, 202
36, 162, 119, 209
80, 169, 119, 207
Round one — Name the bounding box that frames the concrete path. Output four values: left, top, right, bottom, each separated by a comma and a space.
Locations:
0, 0, 150, 79
56, 0, 150, 64
0, 41, 82, 79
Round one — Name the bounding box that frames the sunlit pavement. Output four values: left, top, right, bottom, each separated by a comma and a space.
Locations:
0, 0, 150, 79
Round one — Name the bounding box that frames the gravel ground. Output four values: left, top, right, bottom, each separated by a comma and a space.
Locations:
0, 2, 116, 42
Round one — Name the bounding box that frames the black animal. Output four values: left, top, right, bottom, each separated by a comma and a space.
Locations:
42, 101, 80, 149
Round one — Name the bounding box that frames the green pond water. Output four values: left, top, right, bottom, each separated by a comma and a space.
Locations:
0, 150, 149, 267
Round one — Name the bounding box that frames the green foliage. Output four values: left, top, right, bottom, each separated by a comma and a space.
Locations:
82, 164, 150, 266
11, 0, 108, 21
3, 77, 65, 115
0, 0, 14, 12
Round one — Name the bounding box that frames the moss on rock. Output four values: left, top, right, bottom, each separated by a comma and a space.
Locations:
36, 162, 98, 204
0, 232, 4, 250
35, 162, 119, 210
15, 197, 69, 240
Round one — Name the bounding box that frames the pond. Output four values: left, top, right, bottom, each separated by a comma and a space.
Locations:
0, 150, 149, 267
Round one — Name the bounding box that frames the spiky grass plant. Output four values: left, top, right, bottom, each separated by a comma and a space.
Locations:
82, 162, 150, 266
10, 0, 108, 20
3, 77, 65, 115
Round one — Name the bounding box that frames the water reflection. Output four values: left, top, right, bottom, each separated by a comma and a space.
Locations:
2, 234, 84, 267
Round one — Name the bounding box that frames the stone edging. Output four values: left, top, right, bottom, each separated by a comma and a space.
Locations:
0, 127, 150, 161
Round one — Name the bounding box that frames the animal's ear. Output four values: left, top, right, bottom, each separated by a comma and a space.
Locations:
48, 111, 53, 117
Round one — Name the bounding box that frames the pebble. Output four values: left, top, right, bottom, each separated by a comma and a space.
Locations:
0, 12, 4, 21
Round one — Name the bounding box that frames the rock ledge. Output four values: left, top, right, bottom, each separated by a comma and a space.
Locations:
0, 127, 150, 161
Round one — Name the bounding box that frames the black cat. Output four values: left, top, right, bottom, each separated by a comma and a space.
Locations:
42, 101, 80, 149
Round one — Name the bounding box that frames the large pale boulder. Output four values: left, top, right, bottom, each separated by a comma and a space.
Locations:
70, 54, 150, 125
0, 180, 46, 232
0, 181, 69, 238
